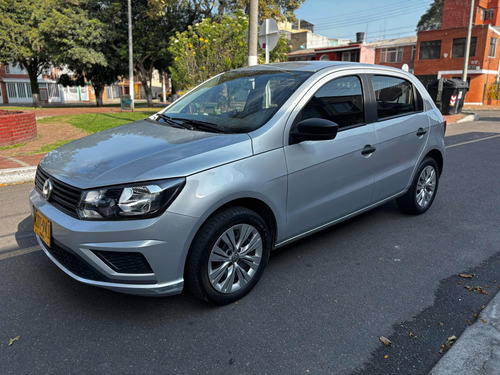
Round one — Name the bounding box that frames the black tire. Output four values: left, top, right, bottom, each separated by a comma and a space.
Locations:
185, 206, 271, 305
397, 157, 440, 215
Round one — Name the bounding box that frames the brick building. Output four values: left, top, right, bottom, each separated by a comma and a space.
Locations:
414, 0, 500, 104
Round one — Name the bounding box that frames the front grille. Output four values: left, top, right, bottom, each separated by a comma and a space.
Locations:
35, 167, 82, 218
47, 240, 106, 282
92, 251, 154, 274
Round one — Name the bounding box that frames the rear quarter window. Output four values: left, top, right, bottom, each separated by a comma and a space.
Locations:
372, 75, 420, 119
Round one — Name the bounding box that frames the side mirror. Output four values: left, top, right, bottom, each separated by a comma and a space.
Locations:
291, 118, 339, 143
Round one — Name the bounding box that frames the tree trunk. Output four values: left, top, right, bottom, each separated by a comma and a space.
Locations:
24, 59, 41, 108
93, 83, 105, 107
137, 62, 153, 107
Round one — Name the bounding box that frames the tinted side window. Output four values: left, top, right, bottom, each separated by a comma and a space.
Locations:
372, 75, 416, 119
296, 75, 364, 129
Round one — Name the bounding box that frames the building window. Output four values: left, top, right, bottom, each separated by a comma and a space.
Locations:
342, 51, 359, 62
419, 40, 441, 60
47, 83, 60, 98
380, 47, 403, 63
452, 37, 477, 57
411, 45, 416, 61
4, 63, 27, 75
481, 8, 494, 20
489, 37, 497, 57
319, 54, 330, 61
16, 83, 26, 98
25, 83, 32, 98
6, 83, 17, 98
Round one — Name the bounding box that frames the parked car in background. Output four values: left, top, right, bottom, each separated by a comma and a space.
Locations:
31, 62, 445, 304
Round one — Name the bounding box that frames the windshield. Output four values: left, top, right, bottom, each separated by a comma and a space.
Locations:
160, 69, 312, 133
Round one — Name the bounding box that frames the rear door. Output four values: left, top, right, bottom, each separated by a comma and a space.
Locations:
368, 74, 430, 202
284, 72, 377, 239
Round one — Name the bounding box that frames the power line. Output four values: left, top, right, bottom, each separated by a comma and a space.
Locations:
334, 25, 417, 40
314, 4, 429, 30
303, 0, 433, 23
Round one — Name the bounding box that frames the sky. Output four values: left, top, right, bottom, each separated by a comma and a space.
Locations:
294, 0, 435, 42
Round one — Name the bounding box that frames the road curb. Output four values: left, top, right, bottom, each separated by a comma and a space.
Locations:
429, 290, 500, 375
456, 113, 479, 123
0, 166, 36, 184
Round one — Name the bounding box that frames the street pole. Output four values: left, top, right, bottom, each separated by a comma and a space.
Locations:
162, 72, 166, 103
462, 0, 475, 82
248, 0, 258, 66
128, 0, 134, 111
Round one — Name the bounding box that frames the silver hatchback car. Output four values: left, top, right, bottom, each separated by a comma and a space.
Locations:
30, 62, 445, 304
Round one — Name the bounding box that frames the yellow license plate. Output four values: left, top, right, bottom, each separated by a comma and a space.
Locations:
33, 208, 51, 247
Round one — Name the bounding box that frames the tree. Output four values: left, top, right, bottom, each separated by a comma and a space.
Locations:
57, 1, 127, 107
0, 0, 106, 106
183, 0, 305, 21
110, 0, 200, 107
168, 11, 249, 91
416, 0, 444, 31
169, 11, 290, 91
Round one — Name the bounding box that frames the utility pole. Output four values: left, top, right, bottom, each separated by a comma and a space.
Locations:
128, 0, 134, 111
248, 0, 258, 66
462, 0, 475, 82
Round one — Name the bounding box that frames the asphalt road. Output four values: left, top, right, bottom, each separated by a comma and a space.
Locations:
1, 113, 499, 375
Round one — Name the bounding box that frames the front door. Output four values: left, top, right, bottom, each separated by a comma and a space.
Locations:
284, 73, 377, 240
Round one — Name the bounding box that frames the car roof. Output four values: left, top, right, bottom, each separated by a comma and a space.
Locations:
236, 61, 408, 75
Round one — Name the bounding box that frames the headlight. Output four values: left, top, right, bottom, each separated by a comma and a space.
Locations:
77, 178, 185, 220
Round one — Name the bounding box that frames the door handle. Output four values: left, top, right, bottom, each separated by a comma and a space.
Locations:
416, 128, 427, 137
361, 145, 376, 156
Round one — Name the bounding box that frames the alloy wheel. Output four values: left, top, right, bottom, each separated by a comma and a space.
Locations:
416, 165, 436, 208
208, 224, 263, 294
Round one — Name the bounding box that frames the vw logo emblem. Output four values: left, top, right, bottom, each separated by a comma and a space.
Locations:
42, 179, 53, 200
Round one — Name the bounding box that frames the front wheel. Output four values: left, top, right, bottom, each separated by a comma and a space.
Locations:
397, 157, 440, 215
185, 207, 271, 305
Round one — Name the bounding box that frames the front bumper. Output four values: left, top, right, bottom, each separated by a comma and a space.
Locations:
30, 188, 200, 296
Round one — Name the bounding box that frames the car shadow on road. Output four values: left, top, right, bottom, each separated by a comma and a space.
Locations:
445, 131, 500, 147
15, 215, 38, 249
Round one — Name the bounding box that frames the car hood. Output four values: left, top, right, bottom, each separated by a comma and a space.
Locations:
39, 119, 253, 189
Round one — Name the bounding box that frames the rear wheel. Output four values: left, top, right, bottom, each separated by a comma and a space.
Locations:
397, 157, 439, 215
185, 206, 271, 305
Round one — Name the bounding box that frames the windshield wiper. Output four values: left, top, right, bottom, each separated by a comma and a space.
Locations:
155, 113, 190, 130
177, 118, 231, 134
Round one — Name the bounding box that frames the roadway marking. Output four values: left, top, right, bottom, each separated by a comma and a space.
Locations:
446, 134, 500, 149
0, 246, 40, 260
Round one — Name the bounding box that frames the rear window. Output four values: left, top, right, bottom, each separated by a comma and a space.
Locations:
372, 75, 418, 119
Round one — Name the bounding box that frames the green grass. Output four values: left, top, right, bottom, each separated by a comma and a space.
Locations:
37, 111, 156, 133
0, 142, 27, 151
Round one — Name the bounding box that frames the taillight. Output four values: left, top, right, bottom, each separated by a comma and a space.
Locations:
443, 119, 447, 135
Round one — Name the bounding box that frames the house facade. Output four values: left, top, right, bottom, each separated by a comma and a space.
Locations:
370, 36, 417, 73
414, 0, 500, 104
0, 63, 65, 104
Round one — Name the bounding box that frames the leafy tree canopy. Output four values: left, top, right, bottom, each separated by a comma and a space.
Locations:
152, 0, 305, 21
0, 0, 107, 105
169, 11, 249, 91
416, 0, 444, 31
169, 10, 289, 91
